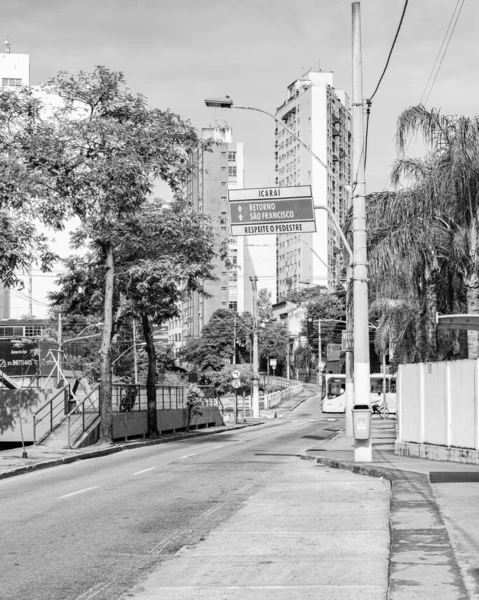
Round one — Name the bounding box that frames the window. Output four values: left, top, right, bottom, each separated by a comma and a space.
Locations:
221, 226, 227, 232
229, 301, 238, 311
25, 325, 43, 337
2, 78, 21, 87
228, 151, 236, 161
228, 166, 237, 177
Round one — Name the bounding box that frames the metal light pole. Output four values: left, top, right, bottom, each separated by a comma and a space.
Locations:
250, 276, 260, 418
352, 1, 371, 461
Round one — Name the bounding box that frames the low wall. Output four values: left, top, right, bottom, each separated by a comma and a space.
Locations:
113, 406, 224, 441
397, 359, 479, 464
0, 389, 48, 443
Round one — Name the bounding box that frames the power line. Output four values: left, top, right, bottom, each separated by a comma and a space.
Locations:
363, 0, 410, 174
380, 0, 465, 191
421, 0, 464, 106
369, 0, 410, 102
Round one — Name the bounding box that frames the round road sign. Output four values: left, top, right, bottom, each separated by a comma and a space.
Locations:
232, 370, 241, 379
231, 379, 242, 389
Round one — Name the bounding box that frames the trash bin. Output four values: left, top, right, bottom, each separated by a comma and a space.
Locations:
352, 404, 372, 440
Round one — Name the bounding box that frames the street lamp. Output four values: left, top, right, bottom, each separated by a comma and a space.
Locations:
205, 95, 361, 439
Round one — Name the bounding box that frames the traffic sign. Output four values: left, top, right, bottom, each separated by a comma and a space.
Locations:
231, 379, 242, 389
228, 186, 315, 236
269, 358, 277, 367
232, 370, 240, 379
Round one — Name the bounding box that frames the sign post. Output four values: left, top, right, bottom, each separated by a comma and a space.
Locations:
228, 186, 315, 236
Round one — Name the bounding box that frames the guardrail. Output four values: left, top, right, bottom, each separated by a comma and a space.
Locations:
67, 385, 100, 449
264, 383, 303, 410
33, 385, 71, 445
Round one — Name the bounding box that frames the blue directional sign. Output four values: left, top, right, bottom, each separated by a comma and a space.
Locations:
228, 186, 315, 236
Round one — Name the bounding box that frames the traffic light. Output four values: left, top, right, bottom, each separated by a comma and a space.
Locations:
307, 317, 313, 337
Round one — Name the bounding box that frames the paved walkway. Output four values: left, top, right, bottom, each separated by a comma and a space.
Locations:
304, 415, 479, 600
121, 456, 390, 600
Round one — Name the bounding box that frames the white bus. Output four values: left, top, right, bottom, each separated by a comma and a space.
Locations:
321, 373, 397, 414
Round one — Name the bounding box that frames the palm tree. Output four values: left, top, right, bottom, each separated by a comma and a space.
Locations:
393, 105, 479, 358
367, 187, 453, 362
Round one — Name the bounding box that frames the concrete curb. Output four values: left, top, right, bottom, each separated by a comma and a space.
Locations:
0, 421, 263, 482
300, 453, 469, 600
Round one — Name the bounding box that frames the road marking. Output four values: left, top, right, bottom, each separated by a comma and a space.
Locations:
238, 483, 254, 494
290, 420, 299, 423
132, 467, 157, 475
149, 531, 185, 556
179, 453, 198, 460
73, 582, 112, 600
200, 502, 225, 518
58, 486, 99, 499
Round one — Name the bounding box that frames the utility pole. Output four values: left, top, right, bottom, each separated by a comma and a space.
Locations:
317, 319, 322, 392
132, 319, 138, 384
250, 276, 260, 418
345, 266, 354, 436
352, 1, 372, 462
233, 313, 236, 365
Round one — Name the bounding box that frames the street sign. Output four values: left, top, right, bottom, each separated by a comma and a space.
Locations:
228, 186, 315, 236
231, 379, 242, 389
269, 358, 277, 367
342, 330, 353, 352
232, 370, 240, 379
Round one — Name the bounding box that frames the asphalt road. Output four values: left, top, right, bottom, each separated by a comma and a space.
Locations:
0, 392, 343, 600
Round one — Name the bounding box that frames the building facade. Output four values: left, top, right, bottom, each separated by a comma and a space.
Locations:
275, 70, 352, 299
171, 127, 244, 346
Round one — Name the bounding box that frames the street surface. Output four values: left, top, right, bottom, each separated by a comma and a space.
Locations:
0, 393, 389, 600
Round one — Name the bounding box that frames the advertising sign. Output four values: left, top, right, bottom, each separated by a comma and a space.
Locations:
228, 186, 315, 236
0, 340, 38, 376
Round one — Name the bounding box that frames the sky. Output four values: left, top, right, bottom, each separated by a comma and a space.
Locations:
4, 0, 477, 314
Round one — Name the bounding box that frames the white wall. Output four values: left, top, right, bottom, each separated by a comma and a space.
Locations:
398, 359, 479, 450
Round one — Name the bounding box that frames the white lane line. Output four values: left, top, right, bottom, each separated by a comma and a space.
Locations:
149, 531, 185, 556
58, 486, 99, 499
73, 582, 112, 600
238, 483, 254, 494
200, 502, 225, 519
179, 453, 198, 460
290, 420, 299, 423
132, 466, 157, 476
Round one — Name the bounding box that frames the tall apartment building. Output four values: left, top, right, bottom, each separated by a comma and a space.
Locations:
169, 126, 277, 349
0, 41, 30, 318
176, 127, 244, 345
275, 70, 352, 299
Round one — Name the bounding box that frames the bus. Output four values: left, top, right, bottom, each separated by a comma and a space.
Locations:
321, 373, 397, 414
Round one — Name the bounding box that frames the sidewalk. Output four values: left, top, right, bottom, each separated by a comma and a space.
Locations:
303, 416, 479, 600
0, 422, 262, 481
122, 453, 391, 600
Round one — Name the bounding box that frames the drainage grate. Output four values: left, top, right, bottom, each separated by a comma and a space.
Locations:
430, 471, 479, 483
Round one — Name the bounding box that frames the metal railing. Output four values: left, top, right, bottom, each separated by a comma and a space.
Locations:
111, 384, 219, 412
67, 385, 100, 449
33, 385, 71, 445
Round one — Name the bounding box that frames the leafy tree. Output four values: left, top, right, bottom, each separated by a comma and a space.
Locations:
259, 321, 289, 372
300, 290, 346, 356
30, 67, 205, 442
202, 364, 253, 398
257, 288, 273, 323
0, 88, 58, 288
180, 309, 253, 372
50, 200, 218, 437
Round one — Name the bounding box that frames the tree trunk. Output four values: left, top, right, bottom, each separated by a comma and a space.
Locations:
466, 275, 479, 359
425, 271, 438, 361
142, 313, 158, 436
99, 244, 114, 444
415, 287, 427, 363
